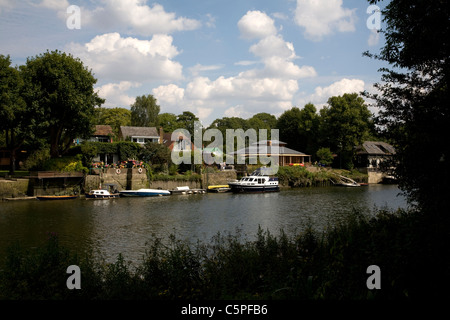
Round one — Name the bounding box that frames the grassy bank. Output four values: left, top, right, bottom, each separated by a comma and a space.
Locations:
1, 207, 448, 300
276, 166, 367, 187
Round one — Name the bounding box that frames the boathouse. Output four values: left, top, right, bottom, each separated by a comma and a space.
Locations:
230, 140, 311, 166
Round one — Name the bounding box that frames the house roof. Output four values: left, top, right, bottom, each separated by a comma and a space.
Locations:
93, 125, 114, 136
119, 126, 159, 138
356, 141, 396, 155
230, 145, 309, 156
251, 140, 287, 146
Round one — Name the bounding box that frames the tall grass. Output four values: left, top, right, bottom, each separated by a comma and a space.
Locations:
0, 208, 448, 300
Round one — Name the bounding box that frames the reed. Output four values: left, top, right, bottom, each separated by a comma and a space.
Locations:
1, 207, 448, 300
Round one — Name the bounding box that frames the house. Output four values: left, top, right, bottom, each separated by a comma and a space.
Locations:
355, 141, 396, 183
229, 140, 311, 166
74, 125, 114, 145
119, 126, 160, 144
90, 125, 114, 143
355, 141, 396, 170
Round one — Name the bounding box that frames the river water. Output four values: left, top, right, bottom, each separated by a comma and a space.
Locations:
0, 185, 408, 264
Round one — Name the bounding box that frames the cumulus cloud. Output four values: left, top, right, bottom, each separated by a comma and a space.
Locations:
238, 10, 278, 39
84, 0, 201, 36
96, 81, 141, 108
39, 0, 200, 36
299, 78, 365, 109
67, 32, 183, 82
153, 10, 318, 124
295, 0, 357, 41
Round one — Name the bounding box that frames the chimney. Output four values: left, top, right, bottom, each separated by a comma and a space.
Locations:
159, 126, 163, 144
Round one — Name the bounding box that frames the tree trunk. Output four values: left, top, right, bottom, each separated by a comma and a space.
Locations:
8, 148, 17, 175
49, 125, 63, 158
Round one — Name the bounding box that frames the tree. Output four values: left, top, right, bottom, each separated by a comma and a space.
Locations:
297, 103, 320, 155
139, 141, 171, 173
364, 0, 450, 212
20, 50, 104, 158
319, 93, 374, 169
276, 107, 302, 151
316, 147, 334, 166
130, 94, 160, 127
158, 112, 180, 132
277, 105, 320, 154
0, 55, 29, 174
176, 111, 199, 137
94, 107, 131, 137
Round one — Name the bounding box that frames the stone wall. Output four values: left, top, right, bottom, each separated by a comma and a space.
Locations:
86, 168, 148, 191
0, 178, 30, 199
202, 170, 237, 187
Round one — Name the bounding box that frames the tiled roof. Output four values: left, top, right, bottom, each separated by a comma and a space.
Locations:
357, 141, 396, 155
119, 126, 159, 138
93, 125, 113, 136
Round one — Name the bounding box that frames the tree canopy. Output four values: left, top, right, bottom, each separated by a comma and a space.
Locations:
365, 0, 450, 212
0, 55, 28, 173
130, 94, 160, 127
20, 50, 104, 158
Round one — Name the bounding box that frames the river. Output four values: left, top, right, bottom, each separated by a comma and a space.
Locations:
0, 184, 408, 264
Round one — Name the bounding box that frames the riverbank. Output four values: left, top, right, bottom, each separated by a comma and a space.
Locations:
1, 205, 447, 300
0, 166, 371, 199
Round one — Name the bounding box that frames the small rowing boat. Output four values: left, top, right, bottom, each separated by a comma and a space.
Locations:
36, 195, 78, 200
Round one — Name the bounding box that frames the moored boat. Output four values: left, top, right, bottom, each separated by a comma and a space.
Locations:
228, 167, 279, 193
36, 195, 78, 200
119, 188, 171, 197
207, 185, 231, 193
85, 189, 120, 199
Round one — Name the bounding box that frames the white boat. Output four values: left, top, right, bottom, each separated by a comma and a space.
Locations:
85, 189, 120, 199
228, 167, 279, 193
119, 188, 171, 197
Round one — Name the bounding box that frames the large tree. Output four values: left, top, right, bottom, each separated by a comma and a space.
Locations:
277, 104, 320, 155
158, 112, 180, 133
20, 50, 104, 158
0, 55, 29, 173
319, 93, 374, 169
365, 0, 450, 212
130, 94, 160, 127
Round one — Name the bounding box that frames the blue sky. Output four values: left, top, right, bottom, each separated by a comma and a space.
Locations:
0, 0, 386, 126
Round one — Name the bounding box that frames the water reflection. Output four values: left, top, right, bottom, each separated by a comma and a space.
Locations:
0, 185, 407, 264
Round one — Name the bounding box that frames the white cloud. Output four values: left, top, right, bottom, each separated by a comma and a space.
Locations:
152, 84, 185, 106
40, 0, 200, 36
238, 10, 278, 39
152, 10, 318, 124
189, 64, 224, 76
96, 81, 141, 108
295, 0, 357, 41
300, 78, 365, 109
368, 29, 380, 46
249, 35, 297, 60
67, 33, 183, 82
86, 0, 200, 36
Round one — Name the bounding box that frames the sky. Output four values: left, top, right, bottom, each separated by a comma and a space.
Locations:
0, 0, 386, 126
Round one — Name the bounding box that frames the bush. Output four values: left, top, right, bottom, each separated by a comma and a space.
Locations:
1, 208, 448, 300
